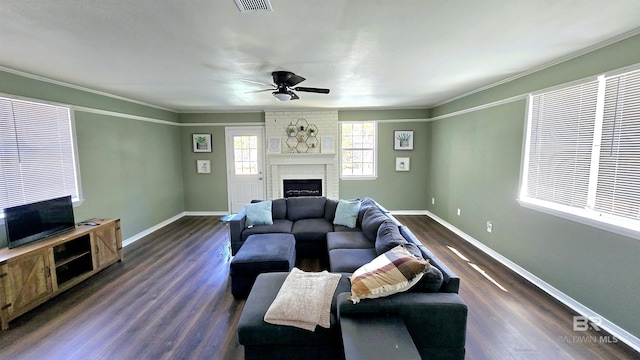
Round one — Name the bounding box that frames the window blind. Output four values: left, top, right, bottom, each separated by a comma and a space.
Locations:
526, 80, 599, 208
0, 97, 79, 211
595, 70, 640, 220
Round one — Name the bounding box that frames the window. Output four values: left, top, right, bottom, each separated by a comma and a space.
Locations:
0, 96, 81, 215
520, 68, 640, 236
233, 135, 259, 175
340, 121, 376, 179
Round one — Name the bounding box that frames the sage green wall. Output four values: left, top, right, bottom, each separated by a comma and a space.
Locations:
179, 113, 264, 212
73, 112, 184, 237
338, 109, 431, 210
178, 110, 432, 212
428, 34, 640, 338
180, 126, 229, 211
0, 70, 184, 247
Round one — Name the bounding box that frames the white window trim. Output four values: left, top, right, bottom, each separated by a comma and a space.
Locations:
69, 110, 84, 206
339, 121, 378, 180
517, 198, 640, 240
518, 67, 640, 241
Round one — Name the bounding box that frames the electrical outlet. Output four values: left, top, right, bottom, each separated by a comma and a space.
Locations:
457, 208, 461, 216
486, 221, 493, 233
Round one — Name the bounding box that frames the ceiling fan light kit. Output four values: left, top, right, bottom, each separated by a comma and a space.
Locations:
273, 91, 292, 101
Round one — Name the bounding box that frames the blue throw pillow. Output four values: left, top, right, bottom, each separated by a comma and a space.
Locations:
333, 199, 362, 228
245, 200, 273, 228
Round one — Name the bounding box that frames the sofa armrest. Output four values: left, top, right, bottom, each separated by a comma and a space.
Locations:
337, 292, 467, 350
229, 209, 247, 254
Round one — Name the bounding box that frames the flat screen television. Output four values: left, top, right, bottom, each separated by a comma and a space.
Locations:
4, 195, 76, 249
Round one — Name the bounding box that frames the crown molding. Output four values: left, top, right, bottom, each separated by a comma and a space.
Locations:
432, 26, 640, 108
0, 65, 176, 113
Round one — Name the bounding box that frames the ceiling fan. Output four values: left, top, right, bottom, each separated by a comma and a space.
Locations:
245, 71, 330, 101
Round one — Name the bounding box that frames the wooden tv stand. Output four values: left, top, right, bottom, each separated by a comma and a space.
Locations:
0, 218, 122, 330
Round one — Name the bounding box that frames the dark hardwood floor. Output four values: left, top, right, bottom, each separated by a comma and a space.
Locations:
0, 215, 637, 360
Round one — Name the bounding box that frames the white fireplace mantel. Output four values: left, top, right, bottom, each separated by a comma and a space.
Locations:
268, 153, 338, 199
269, 153, 336, 165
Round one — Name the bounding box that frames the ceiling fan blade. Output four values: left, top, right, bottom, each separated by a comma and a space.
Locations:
285, 74, 306, 87
240, 79, 275, 87
294, 87, 330, 94
291, 92, 300, 100
245, 88, 275, 93
272, 71, 306, 87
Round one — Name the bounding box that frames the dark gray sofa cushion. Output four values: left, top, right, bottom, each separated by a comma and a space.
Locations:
230, 234, 296, 275
333, 224, 362, 232
291, 218, 333, 242
272, 198, 288, 220
324, 198, 338, 222
356, 198, 377, 226
287, 196, 327, 221
326, 231, 373, 251
375, 220, 409, 255
328, 248, 378, 273
361, 207, 389, 242
241, 219, 294, 241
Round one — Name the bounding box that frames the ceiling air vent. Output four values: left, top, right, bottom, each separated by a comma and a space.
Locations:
234, 0, 273, 13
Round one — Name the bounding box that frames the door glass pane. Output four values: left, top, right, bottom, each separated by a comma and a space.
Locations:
233, 135, 258, 175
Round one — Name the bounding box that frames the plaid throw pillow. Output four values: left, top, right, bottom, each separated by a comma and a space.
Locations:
349, 245, 430, 304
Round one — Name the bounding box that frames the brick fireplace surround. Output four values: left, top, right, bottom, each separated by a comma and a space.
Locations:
264, 111, 339, 199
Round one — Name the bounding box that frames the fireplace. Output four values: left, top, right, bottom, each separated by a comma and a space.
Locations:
283, 179, 322, 198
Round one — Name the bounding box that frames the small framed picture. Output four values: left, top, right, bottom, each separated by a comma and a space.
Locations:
395, 157, 410, 171
193, 134, 212, 152
394, 130, 414, 150
197, 160, 211, 173
268, 137, 281, 153
321, 136, 334, 153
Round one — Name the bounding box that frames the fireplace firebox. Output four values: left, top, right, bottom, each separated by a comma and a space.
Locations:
283, 179, 322, 198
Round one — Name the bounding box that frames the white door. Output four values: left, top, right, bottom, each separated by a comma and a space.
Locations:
226, 127, 266, 213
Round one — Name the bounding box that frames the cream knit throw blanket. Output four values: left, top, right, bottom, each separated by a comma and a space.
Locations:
264, 267, 341, 331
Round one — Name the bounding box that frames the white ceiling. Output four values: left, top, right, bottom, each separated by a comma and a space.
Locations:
1, 0, 640, 112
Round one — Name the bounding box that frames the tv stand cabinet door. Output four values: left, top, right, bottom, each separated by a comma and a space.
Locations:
92, 222, 120, 269
0, 250, 54, 327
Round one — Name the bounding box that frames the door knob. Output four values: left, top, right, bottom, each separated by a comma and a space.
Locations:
259, 177, 263, 180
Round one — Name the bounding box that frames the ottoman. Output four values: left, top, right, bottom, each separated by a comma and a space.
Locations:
230, 233, 296, 298
238, 272, 351, 360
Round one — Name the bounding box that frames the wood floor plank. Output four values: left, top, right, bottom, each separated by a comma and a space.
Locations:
395, 215, 638, 360
0, 215, 637, 360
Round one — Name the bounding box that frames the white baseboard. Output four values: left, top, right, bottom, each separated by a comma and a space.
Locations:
122, 212, 186, 247
183, 211, 229, 216
121, 211, 229, 247
389, 210, 430, 216
425, 210, 640, 353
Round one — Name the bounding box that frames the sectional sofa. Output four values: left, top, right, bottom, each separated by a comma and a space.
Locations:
229, 196, 468, 360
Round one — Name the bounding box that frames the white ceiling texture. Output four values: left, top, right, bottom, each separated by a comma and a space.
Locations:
1, 0, 640, 112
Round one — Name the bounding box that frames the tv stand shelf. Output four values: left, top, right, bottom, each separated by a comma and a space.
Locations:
0, 218, 121, 330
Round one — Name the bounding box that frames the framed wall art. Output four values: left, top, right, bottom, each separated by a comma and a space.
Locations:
197, 160, 211, 173
394, 130, 414, 150
395, 157, 410, 171
268, 137, 282, 153
322, 136, 334, 153
193, 134, 212, 152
